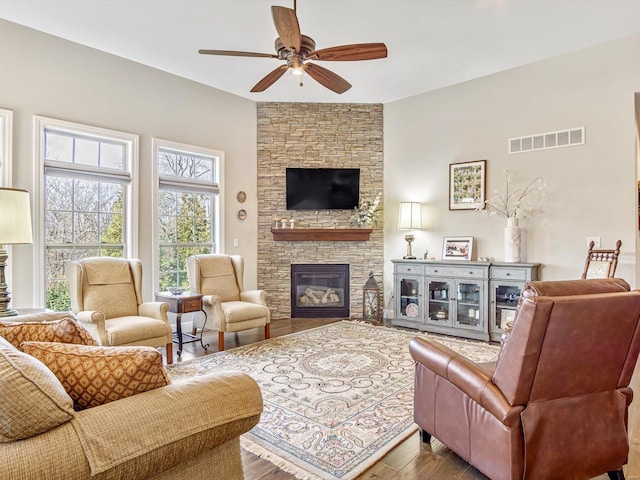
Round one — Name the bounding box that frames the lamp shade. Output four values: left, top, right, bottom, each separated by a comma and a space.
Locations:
0, 188, 33, 245
398, 202, 422, 230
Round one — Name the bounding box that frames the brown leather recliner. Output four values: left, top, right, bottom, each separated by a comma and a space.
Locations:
410, 278, 640, 480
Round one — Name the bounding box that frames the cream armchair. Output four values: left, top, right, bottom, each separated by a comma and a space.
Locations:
68, 257, 174, 363
187, 254, 270, 351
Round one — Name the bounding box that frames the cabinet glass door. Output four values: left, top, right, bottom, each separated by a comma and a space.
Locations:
492, 283, 521, 334
427, 280, 453, 326
399, 277, 421, 320
455, 281, 483, 330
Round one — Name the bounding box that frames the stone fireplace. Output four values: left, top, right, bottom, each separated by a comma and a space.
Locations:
291, 264, 350, 318
257, 102, 384, 319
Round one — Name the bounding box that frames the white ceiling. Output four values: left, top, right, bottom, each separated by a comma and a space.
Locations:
1, 0, 640, 104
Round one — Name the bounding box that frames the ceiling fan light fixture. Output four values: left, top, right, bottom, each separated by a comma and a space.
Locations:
199, 2, 387, 94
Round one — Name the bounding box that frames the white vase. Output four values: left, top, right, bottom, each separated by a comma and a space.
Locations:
504, 217, 521, 263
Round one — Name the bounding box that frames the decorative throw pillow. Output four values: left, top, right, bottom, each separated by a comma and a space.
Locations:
20, 342, 171, 410
0, 316, 99, 349
0, 336, 75, 442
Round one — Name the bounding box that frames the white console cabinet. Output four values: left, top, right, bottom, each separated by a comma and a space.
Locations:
392, 259, 540, 342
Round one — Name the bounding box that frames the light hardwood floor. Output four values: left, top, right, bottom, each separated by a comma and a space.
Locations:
172, 317, 611, 480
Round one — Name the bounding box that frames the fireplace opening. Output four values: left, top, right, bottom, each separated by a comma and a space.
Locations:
291, 264, 350, 318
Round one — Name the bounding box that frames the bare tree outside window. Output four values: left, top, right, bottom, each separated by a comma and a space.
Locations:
44, 128, 129, 310
157, 149, 218, 291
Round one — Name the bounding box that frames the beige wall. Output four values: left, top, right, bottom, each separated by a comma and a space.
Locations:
0, 19, 258, 308
384, 33, 640, 306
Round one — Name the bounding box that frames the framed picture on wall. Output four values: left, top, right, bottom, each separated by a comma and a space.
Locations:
442, 236, 474, 261
449, 160, 486, 210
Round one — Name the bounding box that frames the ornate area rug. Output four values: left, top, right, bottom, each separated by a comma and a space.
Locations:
165, 321, 500, 480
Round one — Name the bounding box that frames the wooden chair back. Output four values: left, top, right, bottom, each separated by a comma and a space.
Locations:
581, 240, 622, 279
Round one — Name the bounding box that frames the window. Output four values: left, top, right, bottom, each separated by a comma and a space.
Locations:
0, 109, 14, 293
153, 139, 223, 291
35, 116, 138, 310
0, 108, 13, 187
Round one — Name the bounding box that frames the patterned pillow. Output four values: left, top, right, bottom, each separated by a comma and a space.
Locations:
0, 336, 75, 442
0, 316, 99, 349
20, 342, 171, 410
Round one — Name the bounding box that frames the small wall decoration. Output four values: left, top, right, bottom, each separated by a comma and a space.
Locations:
442, 236, 474, 261
237, 209, 247, 220
236, 191, 247, 203
449, 160, 486, 210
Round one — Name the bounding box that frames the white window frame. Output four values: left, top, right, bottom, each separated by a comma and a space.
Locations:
0, 109, 14, 291
34, 116, 139, 307
151, 138, 224, 290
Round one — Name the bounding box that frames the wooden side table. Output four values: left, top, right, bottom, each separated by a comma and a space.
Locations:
155, 292, 209, 358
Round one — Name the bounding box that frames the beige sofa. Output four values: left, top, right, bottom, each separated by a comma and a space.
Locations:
0, 312, 263, 480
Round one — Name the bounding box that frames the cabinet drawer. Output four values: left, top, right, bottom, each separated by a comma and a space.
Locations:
181, 299, 202, 313
396, 264, 424, 275
424, 265, 485, 278
491, 267, 527, 281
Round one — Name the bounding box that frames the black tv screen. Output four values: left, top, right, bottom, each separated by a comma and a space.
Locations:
286, 168, 360, 210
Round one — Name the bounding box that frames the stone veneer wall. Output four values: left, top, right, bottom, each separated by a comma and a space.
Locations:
257, 103, 384, 319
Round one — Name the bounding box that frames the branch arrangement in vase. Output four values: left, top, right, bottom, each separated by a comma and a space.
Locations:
480, 170, 545, 219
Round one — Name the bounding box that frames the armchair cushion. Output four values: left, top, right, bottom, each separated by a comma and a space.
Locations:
0, 316, 99, 349
85, 259, 133, 285
222, 301, 270, 323
198, 256, 241, 302
104, 315, 172, 345
20, 342, 170, 410
0, 336, 75, 442
79, 257, 139, 318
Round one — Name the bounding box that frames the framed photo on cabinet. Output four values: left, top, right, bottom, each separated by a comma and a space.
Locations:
442, 236, 474, 261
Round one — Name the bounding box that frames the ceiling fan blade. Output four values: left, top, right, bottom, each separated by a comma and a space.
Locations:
308, 43, 388, 61
250, 65, 289, 92
199, 49, 278, 59
303, 63, 351, 94
271, 6, 301, 52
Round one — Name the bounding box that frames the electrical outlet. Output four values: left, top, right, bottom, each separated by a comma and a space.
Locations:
587, 236, 600, 248
233, 238, 239, 247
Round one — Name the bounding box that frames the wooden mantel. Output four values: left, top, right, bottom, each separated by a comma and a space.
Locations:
271, 228, 372, 242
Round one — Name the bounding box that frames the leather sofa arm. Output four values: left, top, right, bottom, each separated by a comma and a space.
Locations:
410, 337, 522, 427
75, 311, 108, 345
241, 289, 267, 305
72, 371, 263, 477
138, 301, 169, 322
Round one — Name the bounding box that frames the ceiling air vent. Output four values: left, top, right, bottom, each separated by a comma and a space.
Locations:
508, 127, 585, 154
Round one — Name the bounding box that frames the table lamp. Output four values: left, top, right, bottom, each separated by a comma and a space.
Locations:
0, 188, 33, 316
398, 202, 422, 259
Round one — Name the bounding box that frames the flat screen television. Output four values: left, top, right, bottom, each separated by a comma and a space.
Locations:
286, 168, 360, 210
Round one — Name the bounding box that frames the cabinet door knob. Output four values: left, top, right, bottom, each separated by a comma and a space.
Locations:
434, 269, 438, 273
506, 272, 511, 276
469, 271, 473, 275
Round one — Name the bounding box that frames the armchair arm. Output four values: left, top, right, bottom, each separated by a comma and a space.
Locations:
75, 311, 108, 345
138, 301, 169, 322
202, 294, 224, 315
410, 337, 522, 427
241, 289, 267, 305
72, 371, 263, 477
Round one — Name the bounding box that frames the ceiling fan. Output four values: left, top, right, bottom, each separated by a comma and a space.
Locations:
198, 0, 387, 94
